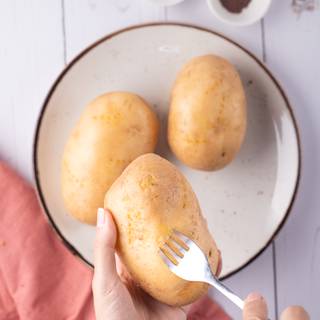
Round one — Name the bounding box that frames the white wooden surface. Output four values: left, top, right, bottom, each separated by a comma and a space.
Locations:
0, 0, 319, 318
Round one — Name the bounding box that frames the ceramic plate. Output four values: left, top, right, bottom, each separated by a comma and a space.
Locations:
33, 23, 300, 278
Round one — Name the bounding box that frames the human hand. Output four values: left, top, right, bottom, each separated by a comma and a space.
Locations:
243, 293, 309, 320
92, 208, 188, 320
93, 209, 223, 320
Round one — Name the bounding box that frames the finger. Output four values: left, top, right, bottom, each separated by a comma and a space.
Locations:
243, 293, 268, 320
280, 306, 310, 320
115, 253, 125, 276
181, 304, 191, 316
115, 253, 132, 283
93, 208, 119, 295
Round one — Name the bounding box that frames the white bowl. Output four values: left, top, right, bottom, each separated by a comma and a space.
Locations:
207, 0, 272, 26
145, 0, 185, 6
33, 23, 300, 278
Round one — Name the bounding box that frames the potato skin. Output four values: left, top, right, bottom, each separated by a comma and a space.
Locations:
105, 153, 219, 306
168, 55, 247, 171
62, 92, 159, 225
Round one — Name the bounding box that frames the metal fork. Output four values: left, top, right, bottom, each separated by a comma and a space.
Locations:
159, 229, 244, 309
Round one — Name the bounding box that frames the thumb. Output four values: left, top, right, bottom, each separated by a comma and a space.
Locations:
243, 293, 268, 320
280, 306, 310, 320
93, 208, 119, 296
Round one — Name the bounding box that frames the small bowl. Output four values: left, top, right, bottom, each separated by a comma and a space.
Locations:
207, 0, 272, 26
145, 0, 185, 6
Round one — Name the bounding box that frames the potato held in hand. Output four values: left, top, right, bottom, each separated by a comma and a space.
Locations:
105, 153, 219, 306
168, 55, 247, 171
62, 92, 159, 225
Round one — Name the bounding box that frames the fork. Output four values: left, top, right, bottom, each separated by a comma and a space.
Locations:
159, 229, 244, 309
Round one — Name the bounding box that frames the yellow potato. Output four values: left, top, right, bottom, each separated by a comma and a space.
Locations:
168, 55, 247, 171
61, 92, 159, 225
105, 153, 219, 306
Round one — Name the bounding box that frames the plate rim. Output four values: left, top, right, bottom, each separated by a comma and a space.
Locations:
32, 22, 302, 279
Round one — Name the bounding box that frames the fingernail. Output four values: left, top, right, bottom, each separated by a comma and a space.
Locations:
97, 208, 105, 228
246, 292, 264, 302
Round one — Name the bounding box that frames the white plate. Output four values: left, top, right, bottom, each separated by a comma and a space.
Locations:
33, 23, 300, 278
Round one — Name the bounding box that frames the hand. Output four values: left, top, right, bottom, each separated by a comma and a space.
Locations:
243, 293, 309, 320
92, 209, 187, 320
92, 209, 224, 320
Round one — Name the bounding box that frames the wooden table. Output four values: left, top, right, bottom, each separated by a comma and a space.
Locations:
0, 0, 319, 318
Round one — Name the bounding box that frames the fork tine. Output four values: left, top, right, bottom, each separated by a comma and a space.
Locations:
164, 242, 183, 262
171, 230, 190, 251
159, 247, 177, 268
160, 243, 179, 265
166, 239, 184, 258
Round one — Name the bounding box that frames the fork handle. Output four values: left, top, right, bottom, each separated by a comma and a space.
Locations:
206, 268, 244, 309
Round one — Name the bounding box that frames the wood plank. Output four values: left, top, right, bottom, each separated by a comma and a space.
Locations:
167, 2, 277, 319
0, 0, 64, 181
161, 2, 277, 319
264, 0, 320, 318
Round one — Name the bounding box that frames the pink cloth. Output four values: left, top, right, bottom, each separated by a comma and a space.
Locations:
0, 161, 230, 319
0, 162, 94, 319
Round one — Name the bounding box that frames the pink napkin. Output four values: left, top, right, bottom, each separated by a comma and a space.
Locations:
0, 161, 230, 320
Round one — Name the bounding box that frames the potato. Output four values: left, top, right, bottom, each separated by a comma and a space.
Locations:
62, 92, 159, 225
168, 54, 247, 171
105, 153, 219, 306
